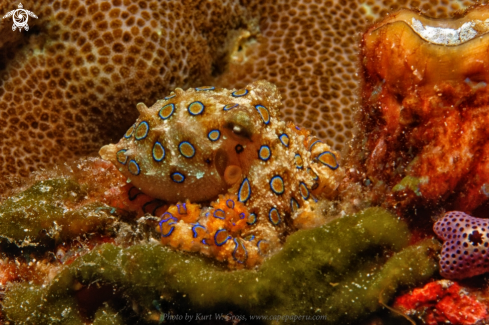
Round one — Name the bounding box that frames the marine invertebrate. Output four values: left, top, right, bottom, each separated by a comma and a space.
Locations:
0, 0, 256, 194
354, 5, 489, 212
433, 211, 489, 279
100, 80, 341, 267
393, 280, 488, 325
1, 208, 440, 324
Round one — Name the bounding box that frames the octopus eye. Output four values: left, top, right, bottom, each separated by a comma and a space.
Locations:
225, 111, 254, 139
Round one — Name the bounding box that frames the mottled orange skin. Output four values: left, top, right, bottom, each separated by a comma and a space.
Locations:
356, 7, 489, 212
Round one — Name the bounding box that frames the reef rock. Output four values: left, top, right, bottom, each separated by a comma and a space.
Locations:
355, 5, 489, 212
394, 280, 489, 325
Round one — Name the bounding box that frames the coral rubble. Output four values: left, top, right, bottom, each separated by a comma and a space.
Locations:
355, 5, 489, 212
100, 80, 342, 268
1, 208, 440, 324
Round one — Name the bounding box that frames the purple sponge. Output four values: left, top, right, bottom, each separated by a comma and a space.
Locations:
434, 211, 489, 279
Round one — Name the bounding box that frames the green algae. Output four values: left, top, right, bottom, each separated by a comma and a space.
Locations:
392, 175, 429, 196
2, 207, 440, 324
0, 179, 115, 247
93, 305, 124, 325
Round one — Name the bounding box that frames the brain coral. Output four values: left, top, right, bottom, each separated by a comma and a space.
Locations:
0, 0, 485, 196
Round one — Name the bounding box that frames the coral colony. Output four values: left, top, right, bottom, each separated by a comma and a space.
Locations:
2, 1, 489, 324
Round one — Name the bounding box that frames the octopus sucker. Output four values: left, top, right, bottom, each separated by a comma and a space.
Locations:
100, 80, 342, 268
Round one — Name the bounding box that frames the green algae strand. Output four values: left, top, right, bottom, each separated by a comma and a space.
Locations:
0, 179, 115, 246
2, 207, 440, 324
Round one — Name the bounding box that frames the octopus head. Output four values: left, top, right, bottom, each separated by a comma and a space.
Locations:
100, 81, 279, 203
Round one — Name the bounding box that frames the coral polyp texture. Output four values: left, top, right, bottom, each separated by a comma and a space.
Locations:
433, 211, 489, 279
217, 0, 486, 152
0, 0, 255, 194
355, 5, 489, 212
393, 280, 489, 325
100, 80, 342, 268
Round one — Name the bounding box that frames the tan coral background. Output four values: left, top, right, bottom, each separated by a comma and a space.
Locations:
218, 0, 488, 151
0, 0, 486, 196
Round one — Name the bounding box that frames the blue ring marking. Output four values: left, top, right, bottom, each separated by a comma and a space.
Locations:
159, 212, 177, 237
196, 86, 215, 91
307, 168, 319, 181
238, 178, 251, 203
226, 199, 235, 209
170, 172, 185, 183
255, 104, 270, 124
214, 229, 231, 246
244, 234, 255, 241
290, 197, 300, 213
188, 101, 205, 116
208, 129, 220, 141
317, 151, 339, 170
177, 203, 187, 215
311, 194, 319, 203
299, 182, 310, 200
258, 145, 271, 161
134, 121, 149, 140
231, 89, 248, 97
124, 124, 135, 139
308, 139, 322, 151
279, 134, 289, 147
239, 212, 246, 219
116, 149, 128, 165
213, 209, 226, 220
164, 94, 175, 100
191, 224, 206, 238
223, 103, 238, 111
246, 213, 257, 225
232, 238, 248, 263
295, 154, 303, 169
178, 141, 196, 158
295, 126, 301, 130
158, 103, 175, 120
257, 240, 269, 255
202, 238, 209, 245
152, 141, 166, 162
270, 175, 285, 195
268, 207, 281, 225
128, 159, 141, 176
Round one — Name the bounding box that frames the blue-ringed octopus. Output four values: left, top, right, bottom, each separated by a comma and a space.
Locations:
99, 80, 342, 268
